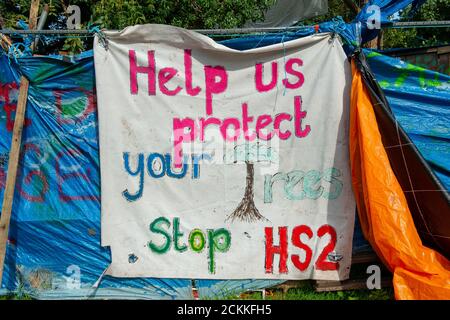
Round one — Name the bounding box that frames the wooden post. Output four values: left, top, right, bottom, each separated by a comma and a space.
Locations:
343, 0, 378, 49
377, 30, 384, 50
362, 0, 378, 49
0, 0, 40, 288
28, 0, 41, 32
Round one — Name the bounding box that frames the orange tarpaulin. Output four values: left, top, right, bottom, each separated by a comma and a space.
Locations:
349, 61, 450, 300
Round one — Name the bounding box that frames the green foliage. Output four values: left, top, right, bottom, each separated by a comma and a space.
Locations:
1, 283, 393, 300
0, 0, 30, 28
382, 28, 418, 48
0, 0, 274, 54
91, 0, 275, 30
382, 0, 449, 48
1, 0, 447, 50
61, 37, 84, 54
303, 0, 449, 49
0, 0, 275, 30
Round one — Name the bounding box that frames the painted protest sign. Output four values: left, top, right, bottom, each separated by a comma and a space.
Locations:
94, 25, 355, 280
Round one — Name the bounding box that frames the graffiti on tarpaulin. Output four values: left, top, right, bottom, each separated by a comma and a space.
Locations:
0, 152, 8, 167
53, 88, 96, 125
0, 157, 6, 189
0, 173, 4, 192
1, 139, 99, 204
1, 81, 96, 130
10, 135, 99, 203
0, 85, 100, 204
365, 52, 449, 90
400, 53, 450, 76
0, 82, 32, 132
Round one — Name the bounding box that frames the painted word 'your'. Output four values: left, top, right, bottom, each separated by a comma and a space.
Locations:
122, 152, 211, 202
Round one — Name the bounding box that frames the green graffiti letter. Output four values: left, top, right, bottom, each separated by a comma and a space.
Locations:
189, 229, 206, 253
173, 217, 187, 252
148, 217, 171, 254
208, 228, 231, 274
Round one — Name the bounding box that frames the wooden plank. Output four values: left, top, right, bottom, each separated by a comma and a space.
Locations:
0, 77, 30, 286
0, 0, 40, 287
351, 252, 379, 264
270, 252, 383, 293
313, 252, 390, 292
315, 277, 392, 292
437, 46, 450, 55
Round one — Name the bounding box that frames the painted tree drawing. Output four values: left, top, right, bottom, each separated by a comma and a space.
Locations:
224, 142, 278, 223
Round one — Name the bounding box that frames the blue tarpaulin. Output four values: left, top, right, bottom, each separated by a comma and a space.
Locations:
1, 44, 448, 299
0, 53, 195, 299
365, 50, 450, 190
1, 0, 446, 299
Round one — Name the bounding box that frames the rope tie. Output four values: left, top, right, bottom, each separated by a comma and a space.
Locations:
89, 25, 108, 50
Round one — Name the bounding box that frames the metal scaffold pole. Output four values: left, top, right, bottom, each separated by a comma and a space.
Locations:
0, 21, 448, 37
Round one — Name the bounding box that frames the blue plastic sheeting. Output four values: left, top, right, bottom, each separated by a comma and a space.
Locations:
355, 0, 425, 25
365, 50, 450, 190
221, 17, 359, 54
0, 53, 196, 299
1, 27, 445, 301
0, 43, 372, 299
0, 50, 287, 299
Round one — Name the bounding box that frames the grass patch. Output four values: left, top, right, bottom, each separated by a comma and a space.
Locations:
229, 281, 394, 300
1, 285, 394, 300
0, 293, 34, 300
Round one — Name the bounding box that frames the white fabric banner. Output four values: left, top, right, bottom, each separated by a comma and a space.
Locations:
94, 24, 355, 280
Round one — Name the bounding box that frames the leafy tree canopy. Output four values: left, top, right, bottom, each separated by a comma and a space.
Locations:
382, 0, 449, 48
0, 0, 448, 52
0, 0, 275, 30
0, 0, 274, 53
